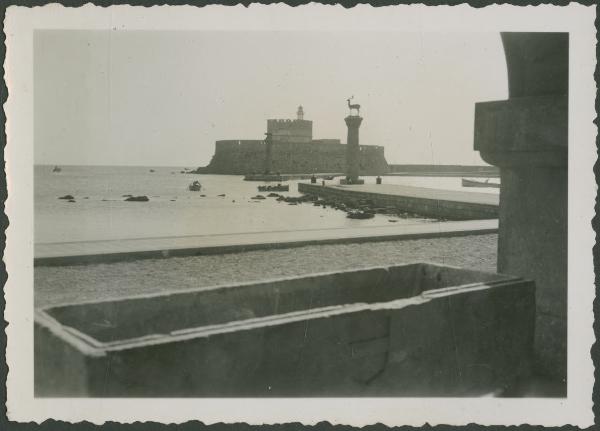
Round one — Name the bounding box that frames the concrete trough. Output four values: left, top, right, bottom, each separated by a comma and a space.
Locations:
35, 263, 535, 397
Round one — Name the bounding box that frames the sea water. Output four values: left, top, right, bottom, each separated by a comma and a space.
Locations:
34, 165, 497, 243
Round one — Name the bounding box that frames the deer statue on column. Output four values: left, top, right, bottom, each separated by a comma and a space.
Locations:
347, 96, 361, 116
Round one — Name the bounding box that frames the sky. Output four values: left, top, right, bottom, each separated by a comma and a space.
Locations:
34, 30, 508, 167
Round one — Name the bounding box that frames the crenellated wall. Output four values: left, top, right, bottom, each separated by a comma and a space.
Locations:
204, 139, 388, 175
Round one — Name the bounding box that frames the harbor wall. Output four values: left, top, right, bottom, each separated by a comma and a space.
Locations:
202, 140, 388, 175
298, 183, 498, 220
389, 164, 500, 177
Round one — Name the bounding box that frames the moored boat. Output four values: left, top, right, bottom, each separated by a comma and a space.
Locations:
52, 166, 61, 173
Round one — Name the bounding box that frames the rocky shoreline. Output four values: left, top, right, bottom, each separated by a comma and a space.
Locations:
268, 192, 437, 221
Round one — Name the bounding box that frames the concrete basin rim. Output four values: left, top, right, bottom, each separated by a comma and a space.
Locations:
35, 277, 531, 355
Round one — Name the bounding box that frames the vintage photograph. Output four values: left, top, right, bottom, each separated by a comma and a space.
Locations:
32, 28, 567, 397
4, 3, 596, 427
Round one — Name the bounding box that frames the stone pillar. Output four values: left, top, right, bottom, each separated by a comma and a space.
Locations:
474, 33, 568, 391
264, 133, 273, 174
345, 115, 363, 183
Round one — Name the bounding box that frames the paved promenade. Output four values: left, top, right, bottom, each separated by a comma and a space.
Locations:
34, 219, 498, 266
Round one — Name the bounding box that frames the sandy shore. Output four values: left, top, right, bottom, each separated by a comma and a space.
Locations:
35, 234, 497, 308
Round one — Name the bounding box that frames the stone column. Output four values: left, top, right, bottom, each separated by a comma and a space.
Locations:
474, 33, 568, 391
345, 115, 363, 183
264, 133, 273, 174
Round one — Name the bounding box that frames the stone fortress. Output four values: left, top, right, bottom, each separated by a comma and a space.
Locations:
200, 106, 389, 175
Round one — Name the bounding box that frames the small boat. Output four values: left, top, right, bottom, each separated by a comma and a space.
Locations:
258, 184, 289, 192
52, 166, 61, 173
461, 178, 500, 189
188, 180, 202, 191
124, 195, 149, 202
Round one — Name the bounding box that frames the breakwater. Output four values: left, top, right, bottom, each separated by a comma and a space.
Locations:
388, 164, 499, 177
299, 183, 499, 220
243, 172, 343, 182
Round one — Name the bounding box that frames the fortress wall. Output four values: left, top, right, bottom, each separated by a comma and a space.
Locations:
214, 140, 240, 153
270, 144, 346, 174
215, 140, 264, 153
209, 140, 265, 174
205, 140, 389, 175
358, 145, 388, 174
311, 139, 341, 145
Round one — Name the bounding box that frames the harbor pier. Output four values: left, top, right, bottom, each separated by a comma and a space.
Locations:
298, 182, 499, 220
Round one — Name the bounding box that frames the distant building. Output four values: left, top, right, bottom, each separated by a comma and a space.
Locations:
200, 106, 388, 175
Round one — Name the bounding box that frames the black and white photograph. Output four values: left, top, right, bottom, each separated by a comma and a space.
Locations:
3, 3, 596, 427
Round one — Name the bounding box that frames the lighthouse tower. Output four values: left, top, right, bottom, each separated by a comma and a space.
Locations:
297, 105, 304, 120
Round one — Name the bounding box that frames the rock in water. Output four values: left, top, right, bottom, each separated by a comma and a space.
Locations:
124, 195, 149, 202
58, 194, 75, 200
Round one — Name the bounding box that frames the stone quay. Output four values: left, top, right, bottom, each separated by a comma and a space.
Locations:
299, 182, 499, 220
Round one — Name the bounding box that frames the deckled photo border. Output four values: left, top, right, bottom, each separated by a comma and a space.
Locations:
2, 2, 597, 428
